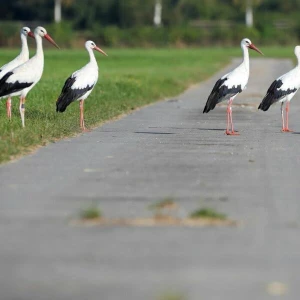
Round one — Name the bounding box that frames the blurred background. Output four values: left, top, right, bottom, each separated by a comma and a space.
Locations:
1, 0, 300, 48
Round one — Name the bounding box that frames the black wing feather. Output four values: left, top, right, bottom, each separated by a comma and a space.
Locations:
258, 79, 297, 111
56, 76, 94, 112
0, 72, 33, 97
203, 77, 242, 113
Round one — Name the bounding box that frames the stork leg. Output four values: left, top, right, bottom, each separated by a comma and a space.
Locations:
226, 98, 239, 135
282, 101, 293, 132
281, 102, 285, 131
79, 99, 86, 131
226, 101, 231, 134
6, 97, 12, 120
19, 97, 26, 128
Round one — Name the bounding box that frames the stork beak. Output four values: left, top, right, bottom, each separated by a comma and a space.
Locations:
249, 43, 264, 55
44, 33, 60, 49
28, 31, 35, 39
94, 46, 108, 56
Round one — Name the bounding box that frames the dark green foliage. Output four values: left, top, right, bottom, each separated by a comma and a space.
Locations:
1, 0, 300, 47
0, 23, 299, 48
91, 25, 298, 47
0, 22, 22, 47
46, 22, 74, 48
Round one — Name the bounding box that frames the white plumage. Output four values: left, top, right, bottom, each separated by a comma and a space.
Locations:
220, 65, 249, 94
56, 40, 107, 131
203, 38, 263, 135
0, 27, 32, 119
258, 46, 300, 132
0, 26, 59, 127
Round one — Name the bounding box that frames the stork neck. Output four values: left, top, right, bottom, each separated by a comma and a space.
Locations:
87, 47, 97, 64
20, 34, 29, 58
35, 34, 44, 61
242, 45, 250, 71
297, 55, 300, 68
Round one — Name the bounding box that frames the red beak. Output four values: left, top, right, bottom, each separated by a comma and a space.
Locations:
249, 43, 264, 55
94, 46, 108, 56
44, 33, 60, 49
28, 31, 35, 39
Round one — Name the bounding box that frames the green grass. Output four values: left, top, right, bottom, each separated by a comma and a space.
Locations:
189, 207, 226, 220
79, 205, 102, 220
0, 46, 294, 163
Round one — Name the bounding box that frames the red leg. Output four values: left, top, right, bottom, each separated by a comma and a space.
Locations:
79, 100, 89, 132
282, 102, 293, 132
281, 102, 285, 131
6, 97, 12, 120
225, 98, 239, 136
226, 101, 231, 135
229, 106, 239, 135
79, 100, 84, 130
19, 97, 26, 128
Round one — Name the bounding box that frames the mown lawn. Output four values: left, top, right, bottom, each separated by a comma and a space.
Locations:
0, 46, 294, 163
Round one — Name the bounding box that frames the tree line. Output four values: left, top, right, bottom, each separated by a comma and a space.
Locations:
1, 0, 300, 29
1, 0, 300, 47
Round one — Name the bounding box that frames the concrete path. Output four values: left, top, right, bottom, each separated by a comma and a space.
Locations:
1, 58, 300, 300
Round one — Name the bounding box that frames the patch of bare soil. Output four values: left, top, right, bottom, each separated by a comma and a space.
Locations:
70, 214, 238, 227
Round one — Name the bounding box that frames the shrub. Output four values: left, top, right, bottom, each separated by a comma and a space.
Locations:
46, 22, 74, 48
1, 21, 299, 48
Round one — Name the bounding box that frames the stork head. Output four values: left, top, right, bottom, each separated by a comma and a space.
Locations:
21, 27, 31, 37
241, 38, 263, 55
85, 40, 108, 56
29, 26, 60, 49
294, 46, 300, 57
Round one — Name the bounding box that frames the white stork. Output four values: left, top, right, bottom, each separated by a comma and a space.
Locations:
56, 40, 107, 131
203, 38, 263, 135
0, 26, 59, 127
258, 46, 300, 132
0, 27, 32, 119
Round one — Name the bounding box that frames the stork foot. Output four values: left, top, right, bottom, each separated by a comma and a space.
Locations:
225, 130, 240, 136
81, 127, 91, 133
281, 128, 293, 132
